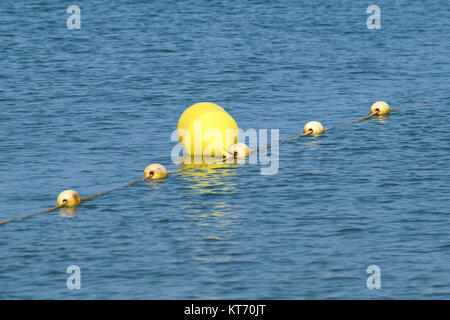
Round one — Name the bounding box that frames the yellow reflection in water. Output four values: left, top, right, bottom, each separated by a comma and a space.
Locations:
175, 156, 241, 252
143, 180, 166, 189
58, 207, 78, 218
177, 155, 242, 195
303, 135, 323, 150
373, 114, 390, 124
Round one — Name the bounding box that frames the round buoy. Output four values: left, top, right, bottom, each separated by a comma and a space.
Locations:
228, 143, 250, 158
371, 101, 390, 115
57, 190, 81, 207
177, 102, 239, 157
303, 121, 324, 135
144, 163, 167, 179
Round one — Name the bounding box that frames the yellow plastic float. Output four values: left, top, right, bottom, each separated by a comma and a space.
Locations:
371, 101, 390, 115
144, 163, 167, 179
303, 121, 324, 135
57, 190, 81, 207
228, 142, 250, 158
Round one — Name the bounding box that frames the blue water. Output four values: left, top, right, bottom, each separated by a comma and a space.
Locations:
0, 1, 449, 299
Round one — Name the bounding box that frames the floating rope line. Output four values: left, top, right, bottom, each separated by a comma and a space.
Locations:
1, 94, 448, 226
80, 177, 148, 202
251, 130, 313, 154
0, 204, 66, 226
353, 111, 379, 123
0, 177, 149, 226
0, 165, 195, 226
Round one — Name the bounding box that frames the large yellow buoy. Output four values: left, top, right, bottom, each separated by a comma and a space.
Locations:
303, 121, 324, 135
177, 102, 239, 157
371, 101, 390, 115
144, 163, 167, 179
57, 190, 81, 207
228, 143, 250, 158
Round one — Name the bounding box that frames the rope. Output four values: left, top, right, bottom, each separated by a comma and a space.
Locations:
251, 110, 379, 152
0, 204, 66, 226
353, 111, 379, 123
1, 92, 448, 226
167, 168, 186, 174
251, 130, 313, 154
246, 91, 449, 153
80, 177, 148, 202
0, 177, 151, 226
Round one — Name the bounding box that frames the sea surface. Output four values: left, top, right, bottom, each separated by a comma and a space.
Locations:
0, 0, 449, 299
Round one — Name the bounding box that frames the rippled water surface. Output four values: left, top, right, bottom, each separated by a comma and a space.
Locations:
0, 1, 449, 299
